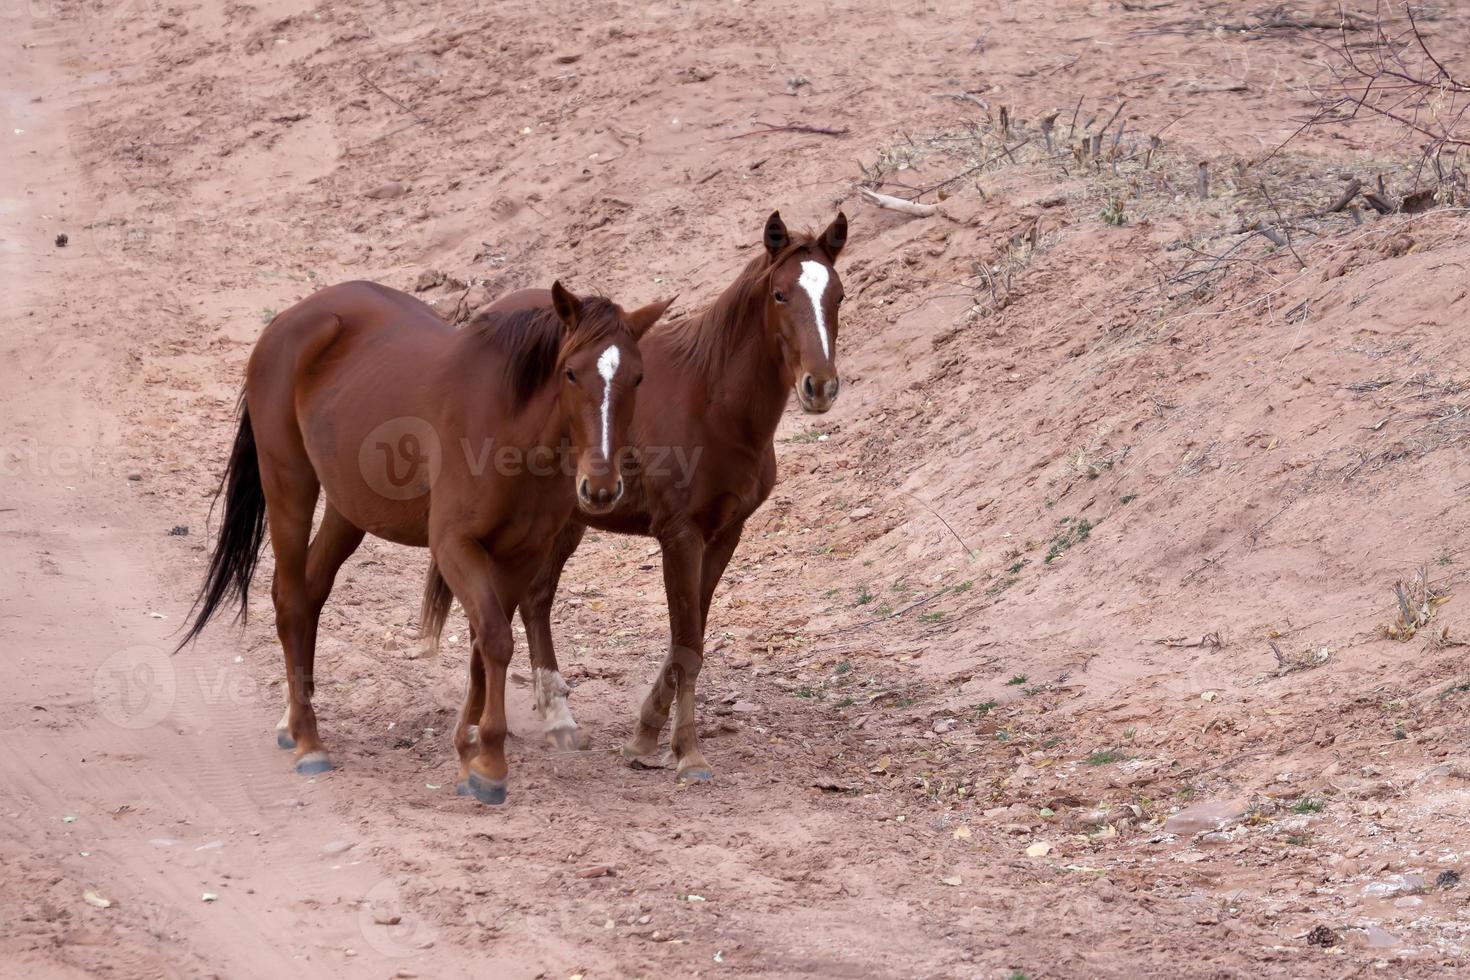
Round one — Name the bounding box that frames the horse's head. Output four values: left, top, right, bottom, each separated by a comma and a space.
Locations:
550, 281, 673, 515
762, 210, 848, 413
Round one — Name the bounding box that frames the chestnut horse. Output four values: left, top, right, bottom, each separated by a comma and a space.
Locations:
422, 211, 847, 781
178, 279, 672, 805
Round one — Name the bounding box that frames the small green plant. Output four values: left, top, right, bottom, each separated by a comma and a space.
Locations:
1120, 493, 1137, 504
834, 661, 853, 675
973, 700, 998, 717
260, 308, 277, 324
834, 696, 855, 708
793, 686, 816, 700
855, 584, 875, 605
950, 580, 973, 594
782, 428, 825, 444
918, 610, 946, 623
1007, 561, 1024, 574
1084, 747, 1127, 766
875, 604, 894, 618
1041, 736, 1062, 749
1045, 517, 1095, 564
995, 729, 1012, 742
1394, 722, 1408, 740
1123, 727, 1136, 740
1007, 674, 1028, 686
1291, 797, 1324, 814
1438, 552, 1454, 566
1100, 197, 1126, 226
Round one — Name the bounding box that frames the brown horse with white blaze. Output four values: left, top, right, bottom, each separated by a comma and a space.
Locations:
178, 279, 672, 805
422, 210, 847, 781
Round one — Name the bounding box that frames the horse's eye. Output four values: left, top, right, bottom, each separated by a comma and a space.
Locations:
773, 290, 786, 304
565, 369, 576, 382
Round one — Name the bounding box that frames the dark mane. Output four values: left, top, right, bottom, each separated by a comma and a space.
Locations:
656, 232, 818, 378
465, 297, 621, 407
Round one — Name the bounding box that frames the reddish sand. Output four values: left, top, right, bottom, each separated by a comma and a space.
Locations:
4, 0, 1470, 976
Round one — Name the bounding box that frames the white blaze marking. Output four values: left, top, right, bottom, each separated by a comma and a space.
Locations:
596, 345, 620, 460
534, 667, 577, 732
797, 260, 831, 360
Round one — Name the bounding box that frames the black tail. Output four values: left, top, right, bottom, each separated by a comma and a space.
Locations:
176, 399, 268, 652
418, 560, 454, 658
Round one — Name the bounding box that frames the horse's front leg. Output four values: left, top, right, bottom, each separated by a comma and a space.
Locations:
623, 528, 712, 781
433, 533, 518, 806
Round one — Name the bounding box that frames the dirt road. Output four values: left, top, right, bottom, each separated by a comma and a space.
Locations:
5, 0, 1470, 977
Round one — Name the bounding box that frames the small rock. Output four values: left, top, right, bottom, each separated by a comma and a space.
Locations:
849, 507, 873, 520
127, 472, 142, 481
939, 875, 962, 886
413, 269, 445, 292
932, 718, 957, 734
577, 865, 613, 879
1025, 841, 1052, 858
83, 889, 112, 909
322, 840, 356, 856
1162, 798, 1249, 836
1436, 869, 1460, 890
201, 892, 219, 903
1361, 873, 1426, 897
366, 180, 408, 200
730, 700, 759, 714
54, 233, 68, 247
167, 525, 189, 536
1200, 690, 1218, 702
373, 913, 402, 926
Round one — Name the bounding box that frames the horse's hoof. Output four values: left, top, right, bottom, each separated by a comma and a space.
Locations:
466, 770, 507, 806
295, 751, 333, 776
276, 729, 296, 750
546, 726, 585, 752
455, 780, 472, 797
677, 767, 714, 783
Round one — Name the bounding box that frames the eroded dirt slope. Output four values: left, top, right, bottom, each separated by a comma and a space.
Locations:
5, 0, 1470, 976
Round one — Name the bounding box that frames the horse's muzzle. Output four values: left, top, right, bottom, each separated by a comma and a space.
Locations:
578, 475, 624, 514
798, 374, 840, 413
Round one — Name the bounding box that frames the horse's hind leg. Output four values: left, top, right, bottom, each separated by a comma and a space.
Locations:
520, 522, 587, 752
274, 504, 364, 772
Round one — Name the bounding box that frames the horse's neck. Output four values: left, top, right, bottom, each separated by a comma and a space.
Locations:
686, 287, 791, 444
439, 336, 565, 449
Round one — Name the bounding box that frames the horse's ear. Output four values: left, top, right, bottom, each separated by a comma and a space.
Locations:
763, 210, 790, 258
550, 280, 582, 330
818, 211, 847, 262
626, 295, 676, 339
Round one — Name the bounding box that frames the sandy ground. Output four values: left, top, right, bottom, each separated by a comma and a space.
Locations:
5, 0, 1470, 977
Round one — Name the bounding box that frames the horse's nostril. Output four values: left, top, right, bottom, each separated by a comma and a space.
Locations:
826, 377, 841, 399
802, 375, 816, 399
614, 478, 624, 498
579, 478, 590, 500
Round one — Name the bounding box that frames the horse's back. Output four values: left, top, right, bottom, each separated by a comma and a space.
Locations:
481, 288, 554, 317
